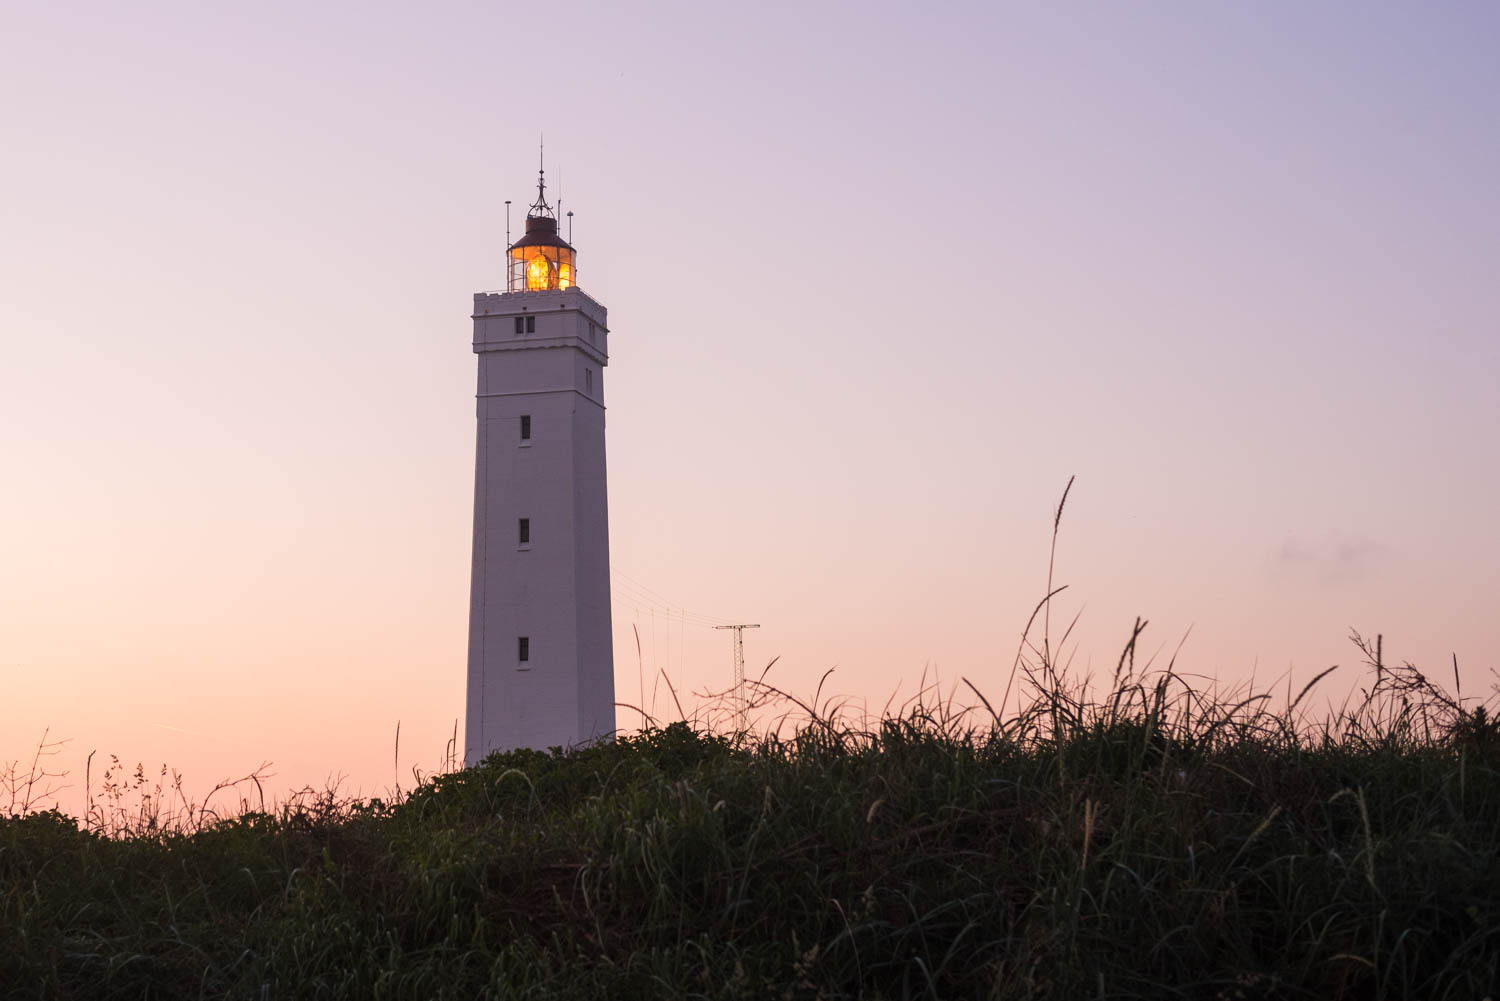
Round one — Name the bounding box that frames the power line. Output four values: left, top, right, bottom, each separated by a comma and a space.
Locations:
610, 567, 683, 607
609, 574, 730, 629
610, 568, 731, 624
714, 624, 760, 727
609, 588, 726, 632
608, 569, 760, 729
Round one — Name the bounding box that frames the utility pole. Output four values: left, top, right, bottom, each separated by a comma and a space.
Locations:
714, 624, 760, 727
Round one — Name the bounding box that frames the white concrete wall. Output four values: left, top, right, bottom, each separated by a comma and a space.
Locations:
465, 288, 614, 762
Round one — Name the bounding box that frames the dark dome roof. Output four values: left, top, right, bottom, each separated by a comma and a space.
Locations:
510, 214, 574, 252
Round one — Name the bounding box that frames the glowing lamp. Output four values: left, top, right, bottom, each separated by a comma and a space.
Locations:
508, 213, 577, 292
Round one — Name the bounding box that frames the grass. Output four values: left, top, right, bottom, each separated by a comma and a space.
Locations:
3, 630, 1498, 1000
5, 486, 1496, 999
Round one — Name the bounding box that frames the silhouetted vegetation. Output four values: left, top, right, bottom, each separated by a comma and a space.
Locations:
7, 486, 1495, 998
4, 631, 1498, 999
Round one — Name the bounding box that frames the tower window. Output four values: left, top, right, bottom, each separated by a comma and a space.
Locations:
585, 368, 593, 394
589, 321, 596, 343
518, 636, 529, 662
518, 517, 530, 545
526, 315, 536, 333
513, 316, 524, 335
520, 415, 531, 440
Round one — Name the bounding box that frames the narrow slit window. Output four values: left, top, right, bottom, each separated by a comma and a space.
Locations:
513, 316, 524, 335
518, 636, 529, 662
525, 315, 536, 333
585, 368, 593, 394
518, 517, 530, 545
520, 415, 531, 440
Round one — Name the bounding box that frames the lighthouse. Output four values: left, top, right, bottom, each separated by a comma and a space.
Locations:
464, 163, 615, 762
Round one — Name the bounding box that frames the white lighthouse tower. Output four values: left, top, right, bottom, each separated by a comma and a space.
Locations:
464, 164, 615, 763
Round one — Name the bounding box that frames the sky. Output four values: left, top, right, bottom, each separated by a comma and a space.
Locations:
3, 1, 1497, 812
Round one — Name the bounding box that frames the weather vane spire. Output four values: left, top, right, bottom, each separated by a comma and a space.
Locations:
528, 134, 553, 219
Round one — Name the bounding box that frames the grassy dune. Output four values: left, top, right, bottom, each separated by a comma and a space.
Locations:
3, 632, 1498, 1000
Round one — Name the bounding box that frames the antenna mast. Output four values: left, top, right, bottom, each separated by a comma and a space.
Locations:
714, 624, 761, 728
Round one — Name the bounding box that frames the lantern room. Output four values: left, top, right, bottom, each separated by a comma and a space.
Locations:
506, 164, 576, 293
508, 215, 575, 292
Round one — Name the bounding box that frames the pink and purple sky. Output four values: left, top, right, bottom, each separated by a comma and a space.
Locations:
3, 2, 1497, 809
